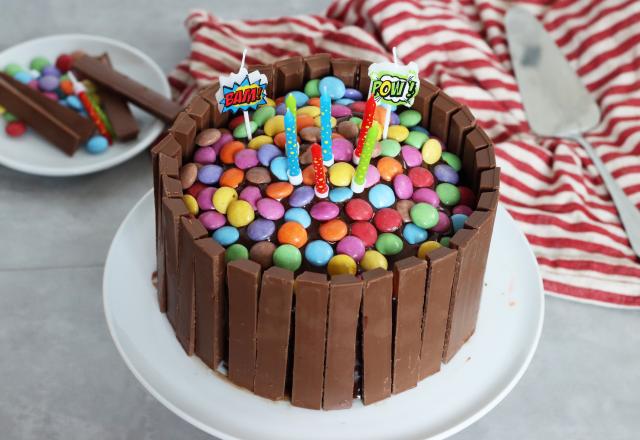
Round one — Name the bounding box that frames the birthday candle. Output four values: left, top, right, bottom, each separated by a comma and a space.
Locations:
310, 143, 328, 198
285, 93, 297, 118
320, 92, 334, 166
353, 95, 376, 164
351, 123, 379, 193
284, 108, 302, 185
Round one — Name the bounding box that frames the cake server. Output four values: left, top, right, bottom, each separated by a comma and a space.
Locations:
505, 6, 640, 257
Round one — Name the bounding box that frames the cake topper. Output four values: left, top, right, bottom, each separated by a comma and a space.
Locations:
216, 49, 268, 141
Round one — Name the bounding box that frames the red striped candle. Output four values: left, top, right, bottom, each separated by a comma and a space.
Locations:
311, 143, 328, 198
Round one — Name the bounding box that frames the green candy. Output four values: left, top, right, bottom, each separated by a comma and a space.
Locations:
349, 116, 362, 128
375, 233, 403, 256
225, 244, 249, 262
29, 56, 50, 72
304, 79, 320, 98
3, 112, 17, 122
380, 139, 401, 157
436, 183, 461, 206
405, 130, 429, 148
440, 237, 450, 247
441, 151, 462, 171
410, 203, 439, 229
233, 121, 257, 139
3, 63, 23, 77
399, 109, 422, 127
252, 105, 276, 127
273, 244, 302, 271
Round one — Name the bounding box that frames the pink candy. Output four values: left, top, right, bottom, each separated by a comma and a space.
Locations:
196, 187, 216, 211
393, 174, 413, 200
193, 146, 216, 164
412, 188, 440, 207
239, 186, 262, 210
199, 211, 226, 230
401, 145, 422, 168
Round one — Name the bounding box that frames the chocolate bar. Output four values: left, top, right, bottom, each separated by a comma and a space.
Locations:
151, 133, 182, 241
72, 55, 182, 123
420, 247, 457, 379
361, 269, 393, 405
274, 56, 304, 98
356, 60, 372, 97
170, 111, 197, 161
156, 167, 181, 312
303, 54, 332, 80
194, 238, 226, 371
472, 146, 496, 193
246, 64, 275, 98
430, 92, 462, 144
331, 58, 359, 88
291, 272, 329, 409
323, 275, 363, 410
392, 257, 428, 394
199, 83, 229, 128
412, 80, 439, 128
477, 190, 499, 213
448, 106, 475, 157
185, 95, 211, 131
162, 198, 189, 327
254, 267, 295, 400
462, 126, 492, 186
479, 167, 500, 192
227, 259, 262, 390
96, 54, 139, 141
0, 73, 94, 155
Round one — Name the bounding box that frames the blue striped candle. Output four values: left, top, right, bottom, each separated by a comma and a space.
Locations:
320, 92, 334, 166
284, 108, 302, 185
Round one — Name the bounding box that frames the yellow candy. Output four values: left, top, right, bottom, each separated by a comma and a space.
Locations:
360, 250, 388, 271
182, 194, 199, 216
422, 138, 442, 165
212, 187, 238, 214
327, 254, 357, 276
417, 240, 442, 259
0, 104, 5, 115
265, 97, 276, 107
387, 125, 409, 142
264, 115, 285, 137
248, 134, 273, 150
329, 162, 355, 187
226, 200, 255, 227
298, 106, 320, 118
314, 115, 336, 128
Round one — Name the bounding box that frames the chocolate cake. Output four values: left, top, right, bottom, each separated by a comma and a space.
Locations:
151, 55, 499, 410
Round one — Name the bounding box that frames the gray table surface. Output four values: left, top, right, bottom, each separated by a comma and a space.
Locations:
1, 1, 638, 439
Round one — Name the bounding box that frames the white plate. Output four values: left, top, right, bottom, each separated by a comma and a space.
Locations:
0, 34, 169, 176
104, 190, 544, 440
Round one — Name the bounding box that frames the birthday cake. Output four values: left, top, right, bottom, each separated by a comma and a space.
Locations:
151, 54, 499, 410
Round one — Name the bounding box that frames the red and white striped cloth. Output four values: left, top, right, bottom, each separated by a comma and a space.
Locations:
169, 0, 640, 308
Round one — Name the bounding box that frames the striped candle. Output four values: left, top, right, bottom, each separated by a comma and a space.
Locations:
285, 93, 297, 117
320, 92, 334, 166
311, 143, 328, 198
351, 123, 379, 193
354, 95, 376, 164
284, 108, 302, 185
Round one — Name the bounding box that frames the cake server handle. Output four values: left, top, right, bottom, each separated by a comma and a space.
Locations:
572, 134, 640, 258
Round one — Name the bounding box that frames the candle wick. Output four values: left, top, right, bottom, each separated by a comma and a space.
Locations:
240, 48, 247, 71
392, 46, 399, 65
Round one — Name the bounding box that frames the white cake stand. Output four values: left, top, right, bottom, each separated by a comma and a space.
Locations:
104, 189, 544, 440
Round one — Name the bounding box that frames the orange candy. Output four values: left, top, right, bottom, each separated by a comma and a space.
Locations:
59, 79, 73, 96
277, 221, 308, 248
273, 132, 287, 149
319, 219, 348, 242
307, 97, 321, 107
377, 157, 403, 181
332, 132, 344, 139
302, 164, 327, 186
275, 96, 285, 105
265, 182, 294, 200
219, 141, 244, 164
296, 115, 315, 131
219, 168, 244, 188
374, 106, 390, 126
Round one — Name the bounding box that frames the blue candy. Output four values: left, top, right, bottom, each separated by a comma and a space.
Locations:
284, 207, 311, 228
343, 88, 363, 100
85, 135, 108, 154
288, 90, 309, 108
257, 144, 281, 166
335, 98, 355, 106
212, 226, 239, 246
269, 156, 289, 181
13, 71, 32, 84
319, 76, 346, 100
329, 187, 353, 203
403, 223, 429, 245
66, 95, 83, 111
305, 240, 334, 267
197, 164, 223, 185
412, 125, 430, 135
451, 214, 468, 233
368, 184, 396, 209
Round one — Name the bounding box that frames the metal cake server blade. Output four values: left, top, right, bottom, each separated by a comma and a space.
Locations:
506, 6, 640, 257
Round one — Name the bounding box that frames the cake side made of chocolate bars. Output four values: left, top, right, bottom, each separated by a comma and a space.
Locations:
150, 54, 499, 410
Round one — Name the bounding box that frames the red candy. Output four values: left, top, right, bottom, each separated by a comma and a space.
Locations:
345, 198, 373, 221
350, 101, 367, 113
351, 221, 378, 248
186, 182, 207, 198
408, 167, 434, 188
55, 54, 73, 73
373, 208, 402, 233
458, 186, 476, 207
228, 114, 245, 130
5, 121, 26, 137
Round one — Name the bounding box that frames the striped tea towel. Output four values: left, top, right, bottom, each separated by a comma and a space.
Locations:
168, 0, 640, 308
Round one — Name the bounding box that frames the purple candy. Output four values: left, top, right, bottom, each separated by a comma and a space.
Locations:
332, 138, 354, 162
336, 235, 365, 261
199, 211, 226, 231
343, 88, 363, 100
193, 146, 216, 164
453, 205, 474, 216
393, 174, 413, 200
433, 164, 459, 184
247, 218, 276, 241
289, 185, 315, 207
197, 164, 223, 184
276, 102, 287, 116
365, 165, 380, 188
331, 104, 352, 118
257, 144, 281, 166
257, 198, 285, 220
211, 132, 233, 154
234, 148, 259, 170
401, 145, 422, 168
41, 66, 61, 78
430, 211, 451, 233
390, 112, 400, 125
310, 201, 339, 221
239, 186, 262, 210
412, 188, 440, 207
197, 187, 216, 211
38, 75, 59, 92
